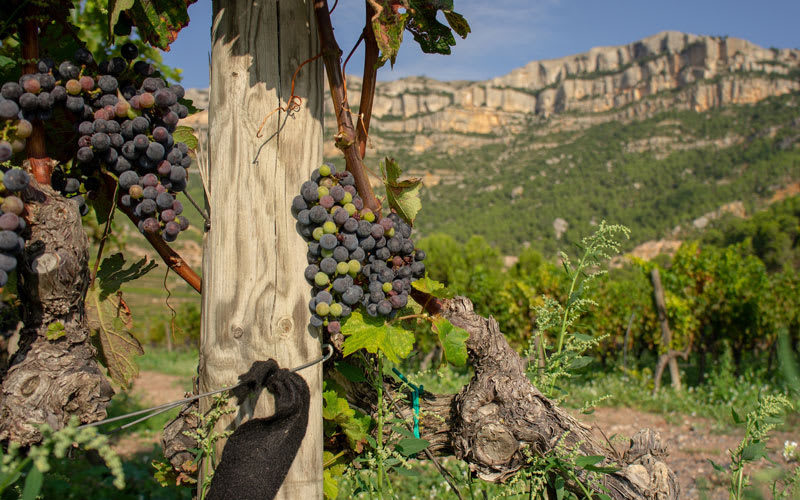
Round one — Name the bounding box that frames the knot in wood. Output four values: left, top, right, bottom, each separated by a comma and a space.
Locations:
20, 374, 40, 396
31, 252, 59, 275
473, 422, 518, 466
232, 326, 244, 339
278, 317, 293, 336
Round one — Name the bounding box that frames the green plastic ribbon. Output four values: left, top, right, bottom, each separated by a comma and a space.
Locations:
391, 368, 422, 439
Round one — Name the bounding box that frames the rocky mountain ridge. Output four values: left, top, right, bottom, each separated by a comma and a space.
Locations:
184, 31, 800, 155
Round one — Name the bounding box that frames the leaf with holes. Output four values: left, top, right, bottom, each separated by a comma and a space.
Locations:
405, 0, 469, 55
87, 284, 143, 386
431, 317, 469, 366
341, 310, 414, 364
381, 157, 422, 226
108, 0, 136, 39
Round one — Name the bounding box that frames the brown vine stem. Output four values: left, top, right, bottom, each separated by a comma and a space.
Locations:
410, 288, 442, 316
100, 173, 202, 293
20, 9, 51, 185
313, 0, 382, 213
357, 1, 379, 159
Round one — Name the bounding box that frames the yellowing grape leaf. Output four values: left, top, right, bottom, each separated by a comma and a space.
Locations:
341, 310, 414, 364
111, 0, 196, 50
173, 125, 198, 150
370, 2, 409, 68
87, 285, 143, 386
431, 317, 469, 366
381, 157, 422, 226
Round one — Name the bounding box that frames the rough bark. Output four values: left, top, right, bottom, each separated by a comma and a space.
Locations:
202, 0, 324, 497
651, 268, 682, 392
0, 183, 113, 444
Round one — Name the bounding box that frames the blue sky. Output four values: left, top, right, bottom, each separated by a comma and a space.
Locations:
162, 0, 800, 89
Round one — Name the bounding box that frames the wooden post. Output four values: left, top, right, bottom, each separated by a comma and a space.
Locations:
201, 1, 323, 498
651, 268, 682, 392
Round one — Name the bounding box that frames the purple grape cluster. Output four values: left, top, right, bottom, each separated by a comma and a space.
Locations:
0, 170, 30, 287
0, 44, 192, 241
292, 164, 426, 335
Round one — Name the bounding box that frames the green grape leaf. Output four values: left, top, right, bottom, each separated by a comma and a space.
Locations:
0, 56, 15, 72
323, 468, 340, 500
322, 389, 371, 452
87, 273, 144, 386
96, 253, 158, 300
173, 125, 199, 150
443, 11, 471, 38
431, 317, 469, 366
381, 157, 422, 226
411, 276, 454, 298
179, 97, 201, 115
46, 321, 66, 340
370, 2, 409, 68
336, 361, 366, 382
405, 0, 469, 55
125, 0, 196, 51
394, 437, 429, 457
108, 0, 136, 40
341, 309, 414, 364
322, 389, 353, 422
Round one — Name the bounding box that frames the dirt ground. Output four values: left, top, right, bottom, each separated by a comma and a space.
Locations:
117, 371, 799, 499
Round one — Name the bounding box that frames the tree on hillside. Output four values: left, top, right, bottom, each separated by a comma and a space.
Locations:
0, 1, 680, 498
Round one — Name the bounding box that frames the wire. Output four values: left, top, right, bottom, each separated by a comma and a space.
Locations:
79, 344, 333, 432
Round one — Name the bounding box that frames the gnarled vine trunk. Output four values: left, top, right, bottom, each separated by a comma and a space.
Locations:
0, 183, 113, 444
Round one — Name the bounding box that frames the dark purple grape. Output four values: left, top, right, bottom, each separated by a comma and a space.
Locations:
65, 95, 84, 113
133, 61, 154, 77
157, 160, 172, 176
120, 42, 139, 61
152, 126, 169, 143
91, 133, 111, 151
76, 146, 94, 163
154, 89, 177, 107
169, 166, 186, 183
162, 111, 179, 127
156, 192, 174, 210
0, 253, 16, 273
118, 170, 138, 189
176, 216, 189, 231
131, 116, 149, 134
142, 217, 160, 234
0, 100, 19, 120
146, 142, 165, 161
74, 48, 93, 65
0, 213, 18, 231
58, 61, 80, 80
64, 178, 80, 194
1, 82, 22, 100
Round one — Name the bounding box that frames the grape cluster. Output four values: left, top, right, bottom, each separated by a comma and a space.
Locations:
0, 169, 30, 287
293, 164, 426, 334
0, 44, 191, 241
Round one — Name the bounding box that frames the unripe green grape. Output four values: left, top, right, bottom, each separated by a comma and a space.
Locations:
315, 302, 330, 316
341, 192, 352, 204
336, 261, 349, 275
382, 282, 392, 293
312, 227, 324, 240
323, 221, 337, 234
348, 260, 361, 274
344, 203, 356, 216
314, 272, 329, 286
318, 186, 329, 197
321, 248, 334, 258
386, 227, 395, 237
319, 164, 331, 176
361, 209, 375, 222
329, 303, 343, 317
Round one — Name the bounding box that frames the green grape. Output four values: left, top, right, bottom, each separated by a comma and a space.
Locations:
323, 221, 337, 234
315, 302, 330, 316
321, 248, 334, 258
329, 303, 343, 317
382, 282, 392, 293
318, 186, 329, 197
312, 227, 324, 240
386, 227, 395, 237
319, 164, 331, 176
336, 261, 349, 275
314, 272, 329, 286
347, 259, 361, 274
344, 203, 356, 216
341, 192, 352, 204
361, 208, 375, 222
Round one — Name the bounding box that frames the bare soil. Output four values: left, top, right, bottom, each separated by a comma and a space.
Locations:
579, 407, 798, 500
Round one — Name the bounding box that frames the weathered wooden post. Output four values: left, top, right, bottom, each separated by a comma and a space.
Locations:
201, 0, 323, 497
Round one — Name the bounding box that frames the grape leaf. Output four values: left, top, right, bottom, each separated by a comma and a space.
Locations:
405, 0, 470, 55
381, 157, 422, 226
46, 322, 66, 340
431, 317, 469, 366
370, 2, 409, 68
411, 276, 454, 298
108, 0, 136, 39
96, 253, 158, 300
323, 388, 371, 452
173, 125, 199, 150
87, 284, 143, 386
341, 309, 414, 364
120, 0, 196, 50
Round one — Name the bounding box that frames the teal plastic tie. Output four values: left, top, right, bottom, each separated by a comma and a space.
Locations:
391, 368, 422, 439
